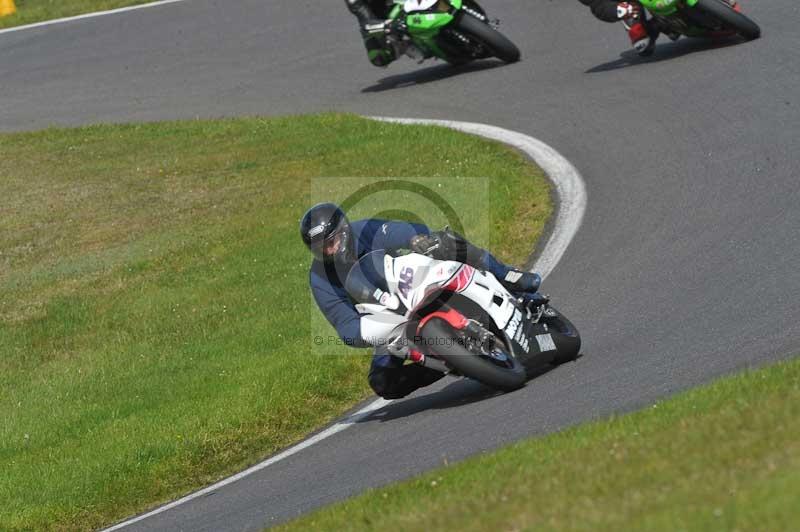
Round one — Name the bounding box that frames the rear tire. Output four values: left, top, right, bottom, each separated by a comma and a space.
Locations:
694, 0, 761, 39
419, 319, 526, 392
453, 11, 521, 63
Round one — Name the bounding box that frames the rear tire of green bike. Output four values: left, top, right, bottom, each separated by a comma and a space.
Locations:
695, 0, 761, 40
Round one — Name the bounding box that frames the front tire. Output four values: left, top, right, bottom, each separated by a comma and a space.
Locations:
419, 319, 526, 392
541, 306, 582, 365
694, 0, 761, 40
453, 11, 521, 63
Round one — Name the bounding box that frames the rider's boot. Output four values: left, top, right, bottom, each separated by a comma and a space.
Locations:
344, 0, 373, 26
344, 0, 396, 66
501, 270, 542, 294
363, 23, 398, 66
618, 2, 658, 56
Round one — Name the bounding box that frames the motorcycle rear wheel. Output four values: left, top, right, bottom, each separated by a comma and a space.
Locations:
694, 0, 761, 39
419, 318, 526, 392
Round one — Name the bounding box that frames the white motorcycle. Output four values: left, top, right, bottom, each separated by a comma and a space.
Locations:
345, 250, 581, 392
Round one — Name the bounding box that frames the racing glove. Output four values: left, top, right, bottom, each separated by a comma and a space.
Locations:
360, 20, 404, 66
409, 228, 484, 265
501, 270, 542, 294
409, 233, 442, 257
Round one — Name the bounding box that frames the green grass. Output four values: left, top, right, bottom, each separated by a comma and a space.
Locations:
278, 357, 800, 532
0, 114, 551, 531
0, 0, 156, 29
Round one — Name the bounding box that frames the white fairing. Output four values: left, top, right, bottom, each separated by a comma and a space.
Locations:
403, 0, 439, 13
357, 311, 407, 343
358, 253, 517, 345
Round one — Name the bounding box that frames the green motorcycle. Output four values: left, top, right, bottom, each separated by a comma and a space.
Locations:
385, 0, 520, 65
639, 0, 760, 41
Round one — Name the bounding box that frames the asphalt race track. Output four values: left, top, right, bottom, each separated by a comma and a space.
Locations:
2, 1, 799, 530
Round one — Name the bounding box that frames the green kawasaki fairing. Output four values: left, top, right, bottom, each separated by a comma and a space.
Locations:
385, 0, 520, 64
388, 0, 462, 59
639, 0, 709, 38
639, 0, 699, 16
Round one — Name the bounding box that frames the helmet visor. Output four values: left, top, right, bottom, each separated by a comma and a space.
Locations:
323, 231, 344, 257
310, 229, 347, 262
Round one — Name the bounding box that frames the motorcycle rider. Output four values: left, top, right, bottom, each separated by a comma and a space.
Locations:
301, 202, 543, 399
580, 0, 660, 56
344, 0, 403, 67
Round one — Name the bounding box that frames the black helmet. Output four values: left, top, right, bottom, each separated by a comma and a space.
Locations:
300, 203, 356, 266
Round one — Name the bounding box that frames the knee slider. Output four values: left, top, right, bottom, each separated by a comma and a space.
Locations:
368, 371, 391, 398
368, 371, 408, 399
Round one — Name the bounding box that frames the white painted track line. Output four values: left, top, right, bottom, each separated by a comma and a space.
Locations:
101, 398, 392, 531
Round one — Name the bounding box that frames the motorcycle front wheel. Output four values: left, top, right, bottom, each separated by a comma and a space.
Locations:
453, 11, 521, 63
539, 306, 582, 365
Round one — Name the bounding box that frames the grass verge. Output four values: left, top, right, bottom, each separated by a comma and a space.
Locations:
0, 0, 156, 29
277, 357, 800, 532
0, 113, 551, 530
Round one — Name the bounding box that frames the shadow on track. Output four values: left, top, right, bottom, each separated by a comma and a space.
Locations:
586, 36, 746, 73
360, 363, 559, 423
362, 59, 506, 93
